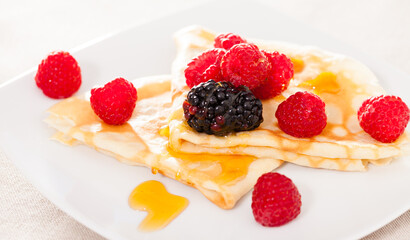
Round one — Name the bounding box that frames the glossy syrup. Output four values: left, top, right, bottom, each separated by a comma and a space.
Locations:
291, 58, 305, 73
165, 147, 256, 185
48, 97, 147, 148
128, 180, 189, 232
298, 71, 341, 94
50, 97, 257, 191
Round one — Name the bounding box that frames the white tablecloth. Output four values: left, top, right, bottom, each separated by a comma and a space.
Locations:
1, 0, 409, 239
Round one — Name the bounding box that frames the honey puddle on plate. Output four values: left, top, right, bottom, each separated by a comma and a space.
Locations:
128, 180, 189, 232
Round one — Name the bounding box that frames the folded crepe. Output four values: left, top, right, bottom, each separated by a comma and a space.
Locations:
168, 26, 409, 171
45, 75, 282, 209
45, 25, 409, 209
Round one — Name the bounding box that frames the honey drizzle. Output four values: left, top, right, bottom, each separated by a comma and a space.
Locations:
336, 159, 351, 171
314, 70, 365, 148
164, 147, 256, 185
258, 60, 389, 167
265, 55, 379, 161
306, 156, 355, 171
158, 125, 170, 138
298, 72, 341, 94
291, 55, 366, 143
51, 132, 78, 146
128, 180, 189, 231
308, 157, 326, 169
49, 97, 149, 152
50, 95, 257, 205
174, 29, 407, 171
291, 58, 305, 73
151, 167, 159, 174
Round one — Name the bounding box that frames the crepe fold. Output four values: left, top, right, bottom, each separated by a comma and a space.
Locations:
45, 26, 409, 209
45, 75, 282, 209
167, 26, 409, 172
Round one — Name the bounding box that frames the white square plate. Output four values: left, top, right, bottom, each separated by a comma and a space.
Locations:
1, 0, 409, 239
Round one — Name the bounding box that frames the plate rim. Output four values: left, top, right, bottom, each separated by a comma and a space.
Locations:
1, 0, 409, 239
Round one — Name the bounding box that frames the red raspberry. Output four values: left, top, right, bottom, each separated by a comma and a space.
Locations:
358, 95, 409, 143
221, 43, 271, 90
214, 33, 247, 50
35, 51, 81, 99
252, 172, 302, 227
253, 51, 294, 99
90, 78, 137, 125
184, 48, 226, 88
275, 91, 327, 138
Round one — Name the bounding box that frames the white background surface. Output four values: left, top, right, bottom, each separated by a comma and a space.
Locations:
0, 0, 409, 239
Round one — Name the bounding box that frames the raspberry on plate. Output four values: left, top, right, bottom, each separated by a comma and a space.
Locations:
35, 51, 81, 99
358, 95, 409, 143
221, 43, 271, 90
90, 78, 137, 125
214, 33, 247, 50
184, 48, 226, 88
183, 79, 263, 136
253, 51, 294, 99
275, 91, 327, 138
252, 172, 301, 227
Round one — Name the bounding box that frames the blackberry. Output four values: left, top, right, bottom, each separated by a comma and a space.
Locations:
183, 80, 263, 136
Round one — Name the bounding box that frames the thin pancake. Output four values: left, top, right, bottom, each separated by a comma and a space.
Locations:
168, 26, 409, 170
45, 75, 282, 209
